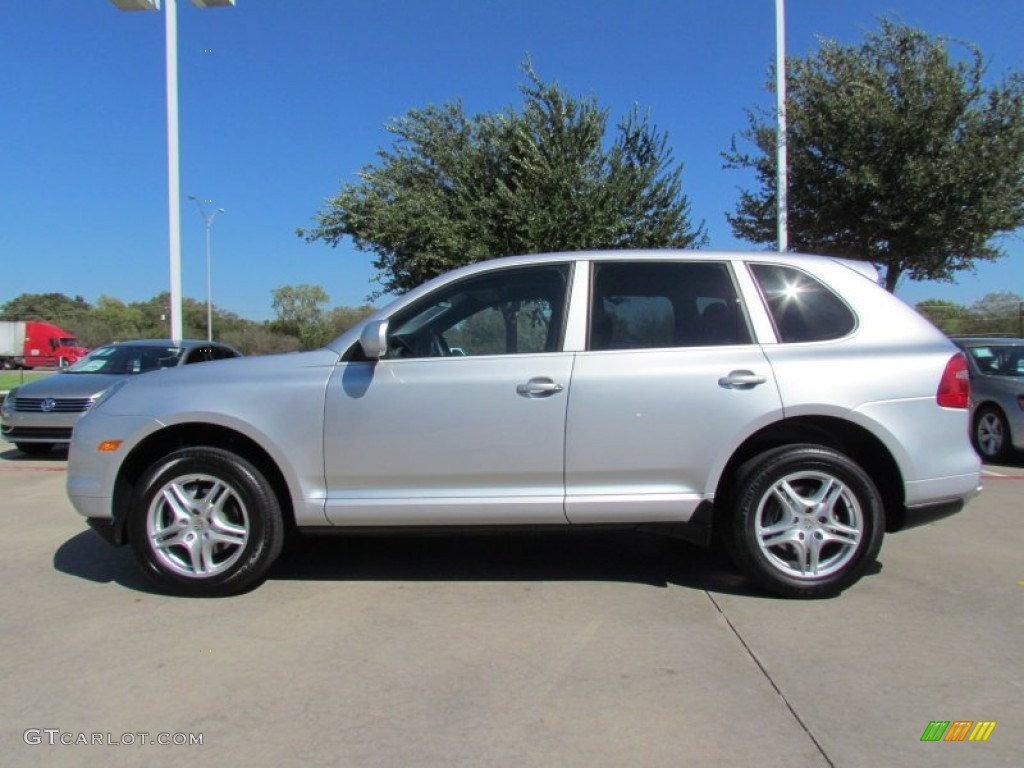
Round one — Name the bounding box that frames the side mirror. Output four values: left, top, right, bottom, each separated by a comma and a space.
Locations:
359, 319, 389, 360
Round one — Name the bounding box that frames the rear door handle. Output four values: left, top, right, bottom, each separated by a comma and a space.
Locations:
718, 370, 767, 389
516, 377, 564, 397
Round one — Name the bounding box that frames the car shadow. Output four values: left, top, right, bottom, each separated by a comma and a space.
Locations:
984, 452, 1024, 470
55, 528, 884, 600
276, 531, 738, 589
0, 446, 68, 462
53, 531, 158, 594
55, 527, 775, 598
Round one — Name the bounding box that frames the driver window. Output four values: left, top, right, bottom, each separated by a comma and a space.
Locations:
385, 264, 570, 358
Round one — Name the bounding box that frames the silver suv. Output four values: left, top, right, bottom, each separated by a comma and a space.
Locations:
66, 251, 981, 598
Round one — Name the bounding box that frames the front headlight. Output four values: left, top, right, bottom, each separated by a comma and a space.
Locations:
1, 388, 17, 418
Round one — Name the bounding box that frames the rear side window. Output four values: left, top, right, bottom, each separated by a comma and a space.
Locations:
589, 262, 752, 350
749, 264, 856, 343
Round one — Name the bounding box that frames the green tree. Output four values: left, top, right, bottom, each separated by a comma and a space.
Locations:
915, 299, 970, 336
220, 324, 301, 356
967, 292, 1023, 337
327, 305, 376, 338
0, 292, 92, 333
725, 20, 1024, 291
300, 63, 706, 298
90, 296, 146, 343
271, 284, 331, 349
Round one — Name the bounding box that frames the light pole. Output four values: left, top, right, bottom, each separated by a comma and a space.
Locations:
189, 196, 225, 341
775, 0, 788, 252
109, 0, 235, 341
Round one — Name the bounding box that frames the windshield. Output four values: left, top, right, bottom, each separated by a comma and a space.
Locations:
65, 344, 185, 375
967, 345, 1024, 377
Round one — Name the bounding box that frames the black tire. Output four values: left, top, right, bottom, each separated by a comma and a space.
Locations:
723, 445, 884, 599
128, 447, 284, 596
16, 443, 54, 456
972, 406, 1010, 463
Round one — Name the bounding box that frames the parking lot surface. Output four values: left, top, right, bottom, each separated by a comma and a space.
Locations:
1, 446, 1021, 767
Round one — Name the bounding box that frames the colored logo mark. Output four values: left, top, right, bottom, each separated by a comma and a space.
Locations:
920, 721, 996, 742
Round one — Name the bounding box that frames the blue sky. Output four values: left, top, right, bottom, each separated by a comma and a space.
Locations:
2, 1, 1021, 322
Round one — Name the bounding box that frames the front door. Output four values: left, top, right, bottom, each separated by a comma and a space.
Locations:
322, 263, 574, 526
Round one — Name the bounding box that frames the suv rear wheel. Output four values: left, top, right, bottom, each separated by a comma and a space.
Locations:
128, 447, 284, 597
724, 445, 884, 599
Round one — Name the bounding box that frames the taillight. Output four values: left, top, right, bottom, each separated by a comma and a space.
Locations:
936, 353, 970, 408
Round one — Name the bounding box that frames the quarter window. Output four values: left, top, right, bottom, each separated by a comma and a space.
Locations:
749, 264, 856, 342
589, 262, 751, 350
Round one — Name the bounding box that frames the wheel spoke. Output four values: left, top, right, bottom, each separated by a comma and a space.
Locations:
202, 481, 230, 518
162, 483, 197, 524
147, 472, 250, 579
772, 480, 808, 515
760, 525, 802, 550
821, 518, 860, 546
153, 526, 189, 550
804, 534, 823, 575
183, 533, 205, 575
207, 527, 246, 548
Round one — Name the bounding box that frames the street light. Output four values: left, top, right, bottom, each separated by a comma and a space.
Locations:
188, 196, 225, 341
775, 0, 788, 253
108, 0, 235, 341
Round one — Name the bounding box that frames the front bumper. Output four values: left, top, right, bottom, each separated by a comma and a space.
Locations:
66, 411, 163, 521
1, 424, 74, 444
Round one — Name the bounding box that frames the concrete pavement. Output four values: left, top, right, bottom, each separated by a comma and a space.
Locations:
1, 446, 1021, 767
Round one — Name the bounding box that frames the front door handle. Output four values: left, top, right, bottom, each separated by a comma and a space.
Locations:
516, 377, 564, 397
718, 370, 767, 389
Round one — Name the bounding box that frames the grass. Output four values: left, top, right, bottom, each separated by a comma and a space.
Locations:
0, 370, 56, 391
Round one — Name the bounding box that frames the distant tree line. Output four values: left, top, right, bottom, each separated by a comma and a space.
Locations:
0, 289, 374, 355
916, 292, 1024, 337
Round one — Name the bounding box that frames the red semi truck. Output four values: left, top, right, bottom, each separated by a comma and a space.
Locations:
0, 320, 89, 369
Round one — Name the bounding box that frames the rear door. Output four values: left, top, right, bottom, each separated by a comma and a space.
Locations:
564, 260, 783, 523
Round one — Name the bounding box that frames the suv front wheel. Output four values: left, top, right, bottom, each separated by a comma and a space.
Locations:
128, 447, 284, 597
724, 445, 884, 599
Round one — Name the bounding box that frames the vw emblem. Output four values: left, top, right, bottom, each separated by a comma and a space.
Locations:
40, 398, 57, 412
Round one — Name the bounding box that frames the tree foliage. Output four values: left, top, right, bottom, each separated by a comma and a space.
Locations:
0, 290, 368, 355
300, 63, 706, 297
725, 19, 1024, 291
916, 292, 1023, 336
270, 284, 331, 349
0, 293, 92, 330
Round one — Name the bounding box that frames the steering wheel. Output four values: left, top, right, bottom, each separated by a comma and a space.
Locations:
387, 335, 415, 359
